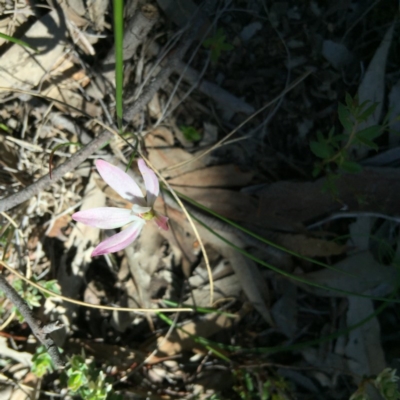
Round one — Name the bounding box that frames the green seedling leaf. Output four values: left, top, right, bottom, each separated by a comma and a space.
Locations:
312, 165, 322, 178
39, 280, 61, 298
32, 346, 54, 377
310, 140, 333, 159
0, 123, 10, 133
345, 92, 354, 109
358, 102, 379, 122
0, 32, 39, 53
338, 102, 353, 132
357, 125, 383, 141
316, 130, 325, 142
180, 125, 202, 142
375, 368, 400, 400
331, 133, 348, 143
327, 126, 335, 140
340, 160, 363, 173
355, 135, 379, 150
203, 28, 234, 63
68, 371, 87, 392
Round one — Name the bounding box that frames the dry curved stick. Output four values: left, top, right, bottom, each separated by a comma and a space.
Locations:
0, 260, 193, 313
140, 154, 214, 306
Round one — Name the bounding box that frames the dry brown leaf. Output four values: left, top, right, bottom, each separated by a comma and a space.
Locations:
147, 313, 236, 357
10, 372, 39, 400
158, 219, 199, 277
354, 22, 395, 158
45, 214, 70, 240
0, 337, 32, 366
145, 128, 206, 177
0, 11, 66, 96
173, 186, 258, 224
345, 297, 386, 379
169, 164, 254, 187
188, 274, 241, 308
271, 280, 297, 338
274, 233, 347, 258
44, 86, 101, 117
295, 251, 397, 298
87, 0, 109, 31
257, 168, 400, 225
60, 0, 88, 26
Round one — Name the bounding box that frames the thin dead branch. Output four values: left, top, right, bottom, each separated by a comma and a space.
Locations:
0, 273, 65, 368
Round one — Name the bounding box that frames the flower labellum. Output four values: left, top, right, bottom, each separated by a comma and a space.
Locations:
72, 159, 168, 256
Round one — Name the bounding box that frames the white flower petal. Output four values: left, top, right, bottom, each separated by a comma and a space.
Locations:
72, 208, 140, 229
95, 160, 144, 203
138, 159, 159, 206
92, 219, 145, 256
132, 204, 152, 214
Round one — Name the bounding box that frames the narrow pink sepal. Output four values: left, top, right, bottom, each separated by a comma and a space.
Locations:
154, 213, 169, 231
95, 160, 144, 204
138, 159, 159, 207
91, 220, 145, 256
72, 207, 139, 229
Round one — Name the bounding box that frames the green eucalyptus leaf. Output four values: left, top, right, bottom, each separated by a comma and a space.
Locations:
316, 130, 325, 141
355, 135, 379, 150
358, 102, 378, 122
357, 125, 383, 141
340, 160, 363, 173
338, 102, 353, 132
345, 92, 353, 109
310, 141, 333, 159
331, 133, 348, 143
312, 165, 322, 178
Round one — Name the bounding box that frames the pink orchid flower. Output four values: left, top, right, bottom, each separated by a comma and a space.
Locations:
72, 159, 168, 256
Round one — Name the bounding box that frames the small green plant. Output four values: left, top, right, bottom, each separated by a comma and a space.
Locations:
311, 93, 387, 178
203, 28, 234, 63
180, 125, 202, 142
32, 349, 121, 400
3, 278, 60, 321
350, 368, 400, 400
233, 369, 291, 400
31, 346, 54, 377
65, 355, 120, 400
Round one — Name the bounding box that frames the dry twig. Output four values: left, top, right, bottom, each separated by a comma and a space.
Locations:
0, 274, 65, 368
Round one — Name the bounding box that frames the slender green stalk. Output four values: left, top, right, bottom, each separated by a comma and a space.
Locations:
113, 0, 124, 131
192, 214, 400, 304
175, 190, 355, 277
201, 292, 391, 355
0, 32, 39, 52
